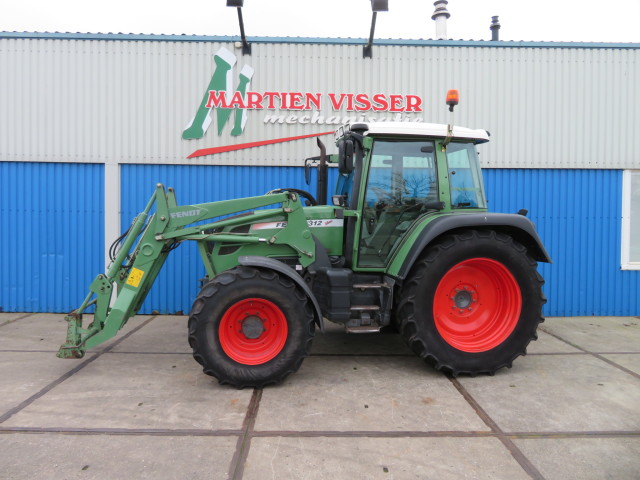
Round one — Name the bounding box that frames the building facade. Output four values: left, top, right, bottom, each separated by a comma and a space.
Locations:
1, 32, 638, 316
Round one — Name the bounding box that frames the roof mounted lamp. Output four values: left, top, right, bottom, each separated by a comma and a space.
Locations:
363, 0, 389, 59
226, 0, 251, 55
442, 89, 459, 150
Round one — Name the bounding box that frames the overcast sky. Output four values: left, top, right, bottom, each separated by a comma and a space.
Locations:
3, 0, 640, 43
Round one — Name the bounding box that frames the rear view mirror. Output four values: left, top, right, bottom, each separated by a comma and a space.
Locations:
338, 139, 354, 174
303, 156, 320, 185
304, 161, 311, 184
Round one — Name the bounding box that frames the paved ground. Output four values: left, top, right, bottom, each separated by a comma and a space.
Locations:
0, 313, 639, 480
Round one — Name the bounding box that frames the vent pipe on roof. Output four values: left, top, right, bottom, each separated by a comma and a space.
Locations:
431, 1, 450, 40
490, 16, 501, 41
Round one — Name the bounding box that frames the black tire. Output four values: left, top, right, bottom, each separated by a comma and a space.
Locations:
188, 266, 315, 388
397, 230, 546, 376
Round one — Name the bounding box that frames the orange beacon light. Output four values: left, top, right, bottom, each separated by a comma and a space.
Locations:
446, 89, 459, 111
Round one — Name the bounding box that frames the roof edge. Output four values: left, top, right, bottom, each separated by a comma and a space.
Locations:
1, 31, 639, 49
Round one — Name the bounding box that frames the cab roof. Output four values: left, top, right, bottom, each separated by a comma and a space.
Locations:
343, 122, 490, 144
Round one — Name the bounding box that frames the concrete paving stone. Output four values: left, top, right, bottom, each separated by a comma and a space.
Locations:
311, 321, 413, 356
601, 353, 640, 376
111, 315, 191, 353
310, 321, 575, 357
0, 313, 153, 352
243, 436, 531, 480
525, 329, 582, 355
4, 353, 252, 430
0, 312, 32, 325
255, 356, 489, 433
514, 437, 640, 480
0, 433, 236, 480
0, 352, 89, 416
541, 316, 640, 352
459, 355, 640, 433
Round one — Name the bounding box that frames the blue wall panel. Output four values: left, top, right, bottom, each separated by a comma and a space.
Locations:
0, 162, 104, 312
484, 169, 638, 317
3, 163, 635, 317
121, 165, 639, 317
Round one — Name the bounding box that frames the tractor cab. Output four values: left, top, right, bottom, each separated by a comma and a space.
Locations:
324, 121, 491, 270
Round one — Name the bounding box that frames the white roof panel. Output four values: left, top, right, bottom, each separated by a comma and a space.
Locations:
348, 121, 490, 144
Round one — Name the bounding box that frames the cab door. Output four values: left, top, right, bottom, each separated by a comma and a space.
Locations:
355, 138, 439, 268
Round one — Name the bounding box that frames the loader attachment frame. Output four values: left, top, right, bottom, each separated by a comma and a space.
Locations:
57, 184, 316, 358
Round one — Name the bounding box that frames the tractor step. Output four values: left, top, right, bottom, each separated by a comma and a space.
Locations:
345, 325, 381, 333
352, 283, 390, 290
350, 305, 380, 311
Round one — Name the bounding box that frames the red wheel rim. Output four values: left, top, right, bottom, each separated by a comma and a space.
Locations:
433, 258, 521, 353
219, 298, 288, 365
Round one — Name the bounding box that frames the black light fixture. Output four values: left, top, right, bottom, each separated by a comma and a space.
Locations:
226, 0, 251, 55
363, 0, 389, 58
371, 0, 388, 11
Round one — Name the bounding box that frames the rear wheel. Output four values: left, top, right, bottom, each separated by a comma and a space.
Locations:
397, 230, 545, 376
188, 266, 315, 388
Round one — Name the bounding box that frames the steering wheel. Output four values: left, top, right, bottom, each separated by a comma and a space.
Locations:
265, 188, 318, 206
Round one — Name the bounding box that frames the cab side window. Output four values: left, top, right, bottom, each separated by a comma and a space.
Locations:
446, 143, 486, 209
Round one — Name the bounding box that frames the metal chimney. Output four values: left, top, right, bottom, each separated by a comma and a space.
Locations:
490, 16, 501, 41
431, 0, 450, 40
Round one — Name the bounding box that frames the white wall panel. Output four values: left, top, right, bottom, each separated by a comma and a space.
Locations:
1, 34, 638, 168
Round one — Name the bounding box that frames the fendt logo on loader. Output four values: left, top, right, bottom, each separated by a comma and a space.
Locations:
183, 47, 253, 140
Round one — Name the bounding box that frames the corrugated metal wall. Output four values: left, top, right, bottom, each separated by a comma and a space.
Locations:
0, 162, 636, 316
484, 168, 638, 316
0, 162, 103, 312
117, 165, 637, 317
1, 35, 639, 168
0, 34, 638, 316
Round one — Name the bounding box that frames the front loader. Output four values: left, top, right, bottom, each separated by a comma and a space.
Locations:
59, 91, 551, 387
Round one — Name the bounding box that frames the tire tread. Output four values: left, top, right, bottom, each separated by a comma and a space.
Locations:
188, 266, 314, 388
397, 229, 546, 376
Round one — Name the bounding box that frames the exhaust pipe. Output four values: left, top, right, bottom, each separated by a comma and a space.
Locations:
490, 16, 501, 41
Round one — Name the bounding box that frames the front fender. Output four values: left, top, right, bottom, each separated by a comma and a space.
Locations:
238, 256, 324, 332
391, 213, 552, 280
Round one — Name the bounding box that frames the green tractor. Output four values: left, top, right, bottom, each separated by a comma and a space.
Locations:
58, 91, 550, 387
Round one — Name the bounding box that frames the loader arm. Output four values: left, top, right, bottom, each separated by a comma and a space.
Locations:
57, 184, 316, 358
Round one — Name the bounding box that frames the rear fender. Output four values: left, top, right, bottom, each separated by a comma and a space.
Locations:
394, 213, 551, 280
238, 256, 324, 332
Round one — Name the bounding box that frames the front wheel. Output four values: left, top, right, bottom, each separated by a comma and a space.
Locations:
397, 230, 546, 376
188, 266, 315, 388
